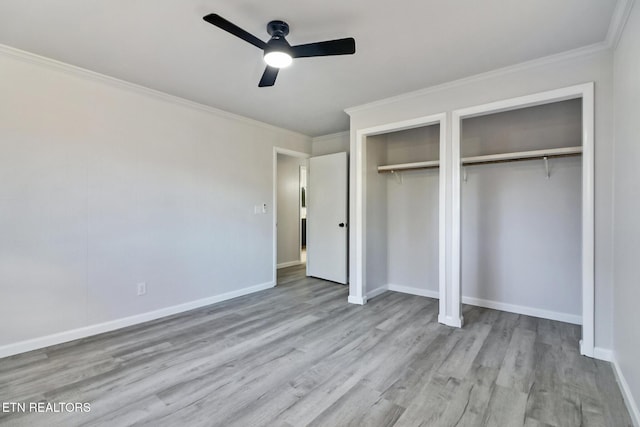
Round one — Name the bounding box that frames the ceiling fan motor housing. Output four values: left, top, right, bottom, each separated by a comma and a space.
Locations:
267, 20, 289, 37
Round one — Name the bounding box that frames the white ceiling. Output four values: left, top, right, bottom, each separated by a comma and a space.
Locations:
0, 1, 618, 136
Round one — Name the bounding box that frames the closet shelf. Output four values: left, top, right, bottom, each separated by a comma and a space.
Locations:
377, 146, 582, 173
462, 146, 582, 166
377, 160, 440, 173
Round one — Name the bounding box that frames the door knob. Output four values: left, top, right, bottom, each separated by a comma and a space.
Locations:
339, 223, 346, 228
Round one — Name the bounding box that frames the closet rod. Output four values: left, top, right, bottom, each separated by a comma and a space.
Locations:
462, 146, 582, 166
378, 160, 440, 173
462, 152, 581, 166
377, 146, 582, 173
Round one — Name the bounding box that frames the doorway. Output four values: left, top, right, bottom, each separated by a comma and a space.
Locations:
273, 148, 310, 285
300, 165, 307, 264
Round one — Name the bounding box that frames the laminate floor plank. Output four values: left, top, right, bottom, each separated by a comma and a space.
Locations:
465, 311, 520, 388
482, 384, 529, 427
495, 327, 539, 393
306, 381, 404, 427
0, 264, 633, 426
380, 331, 459, 408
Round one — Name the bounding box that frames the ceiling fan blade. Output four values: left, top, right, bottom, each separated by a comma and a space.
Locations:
258, 66, 279, 87
291, 37, 356, 58
203, 14, 267, 50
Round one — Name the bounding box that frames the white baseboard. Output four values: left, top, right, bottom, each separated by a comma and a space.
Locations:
386, 284, 439, 299
593, 347, 613, 362
366, 286, 389, 300
580, 340, 594, 358
380, 284, 582, 326
0, 281, 275, 359
461, 296, 582, 325
612, 354, 640, 427
348, 295, 367, 305
277, 260, 304, 269
438, 314, 465, 328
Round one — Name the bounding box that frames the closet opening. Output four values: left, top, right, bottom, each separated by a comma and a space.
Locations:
451, 83, 595, 357
349, 113, 446, 316
461, 98, 582, 324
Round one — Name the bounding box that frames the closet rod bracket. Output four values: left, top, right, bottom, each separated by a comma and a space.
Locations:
544, 156, 549, 179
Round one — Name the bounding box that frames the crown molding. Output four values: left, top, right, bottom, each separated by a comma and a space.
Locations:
345, 41, 609, 116
606, 0, 635, 49
0, 43, 311, 140
311, 130, 350, 143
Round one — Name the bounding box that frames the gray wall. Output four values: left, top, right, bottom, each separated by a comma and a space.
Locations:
613, 0, 640, 419
0, 50, 310, 348
348, 49, 614, 349
461, 100, 582, 318
385, 126, 440, 292
311, 132, 350, 156
277, 154, 307, 266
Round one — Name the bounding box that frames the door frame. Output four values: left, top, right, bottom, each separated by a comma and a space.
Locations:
451, 82, 595, 357
273, 147, 310, 285
349, 113, 447, 308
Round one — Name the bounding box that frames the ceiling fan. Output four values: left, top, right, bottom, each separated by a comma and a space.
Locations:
203, 14, 356, 87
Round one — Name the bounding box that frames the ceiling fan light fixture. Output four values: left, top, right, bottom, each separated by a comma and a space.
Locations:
264, 50, 292, 68
203, 14, 356, 86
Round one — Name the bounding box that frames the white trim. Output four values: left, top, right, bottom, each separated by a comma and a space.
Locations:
438, 115, 449, 328
581, 83, 596, 357
383, 284, 581, 325
450, 84, 589, 118
0, 43, 309, 140
437, 315, 464, 328
277, 260, 305, 269
451, 111, 463, 327
348, 295, 367, 305
273, 148, 310, 285
593, 347, 614, 362
349, 113, 447, 311
451, 83, 596, 357
350, 129, 365, 304
311, 131, 350, 143
0, 281, 274, 359
345, 44, 608, 116
366, 286, 389, 300
612, 355, 640, 427
606, 0, 636, 49
387, 284, 439, 299
461, 296, 582, 325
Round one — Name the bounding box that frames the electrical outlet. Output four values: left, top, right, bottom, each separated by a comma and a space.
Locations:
137, 282, 146, 296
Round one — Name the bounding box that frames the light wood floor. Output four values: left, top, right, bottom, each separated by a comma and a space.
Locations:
0, 264, 632, 426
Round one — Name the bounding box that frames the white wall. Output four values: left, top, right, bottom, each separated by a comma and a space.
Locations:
311, 132, 350, 156
385, 126, 440, 293
613, 1, 640, 423
461, 100, 582, 320
277, 154, 306, 266
348, 49, 614, 349
365, 135, 387, 293
0, 47, 311, 351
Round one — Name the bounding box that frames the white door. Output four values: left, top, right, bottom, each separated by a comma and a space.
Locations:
307, 152, 348, 284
